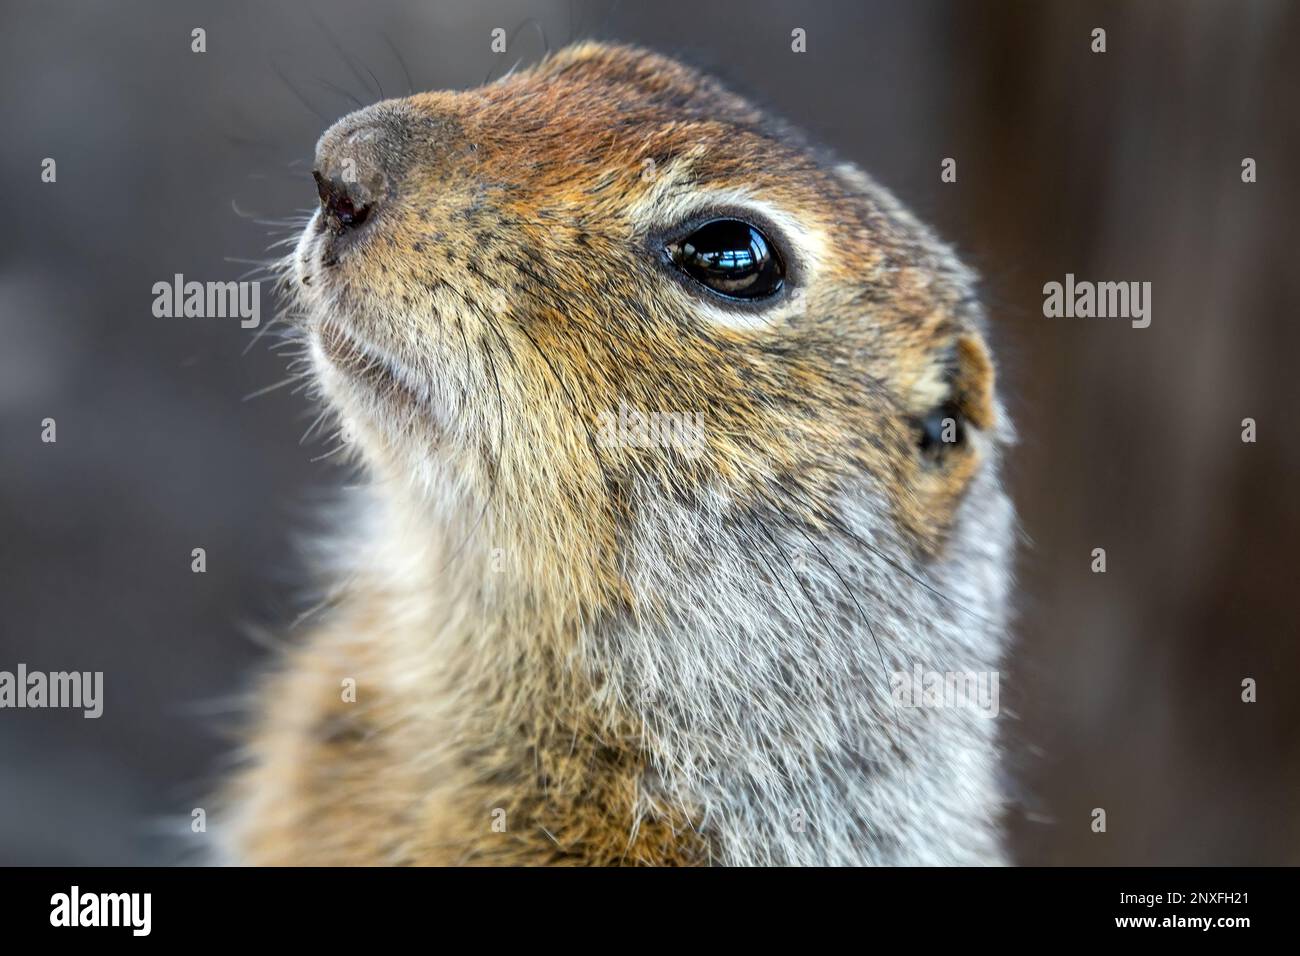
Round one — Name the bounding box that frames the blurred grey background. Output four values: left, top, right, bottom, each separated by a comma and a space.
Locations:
1, 0, 1296, 864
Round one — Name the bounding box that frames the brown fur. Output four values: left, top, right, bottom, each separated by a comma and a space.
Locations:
226, 43, 1000, 865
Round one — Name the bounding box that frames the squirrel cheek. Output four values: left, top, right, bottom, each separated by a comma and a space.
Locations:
899, 442, 987, 555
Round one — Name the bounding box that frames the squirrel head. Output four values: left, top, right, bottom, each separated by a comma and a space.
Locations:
291, 42, 1007, 614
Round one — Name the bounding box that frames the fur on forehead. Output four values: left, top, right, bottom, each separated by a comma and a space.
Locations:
526, 43, 767, 122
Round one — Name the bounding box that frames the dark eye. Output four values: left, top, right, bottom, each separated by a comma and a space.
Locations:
918, 403, 966, 460
665, 218, 786, 300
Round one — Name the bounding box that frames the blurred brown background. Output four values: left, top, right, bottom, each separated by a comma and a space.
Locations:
0, 0, 1296, 864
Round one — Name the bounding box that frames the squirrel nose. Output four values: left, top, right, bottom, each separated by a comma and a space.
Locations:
313, 169, 374, 233
313, 118, 393, 235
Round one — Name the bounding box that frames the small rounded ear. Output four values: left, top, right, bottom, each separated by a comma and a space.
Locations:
909, 332, 999, 467
950, 334, 996, 432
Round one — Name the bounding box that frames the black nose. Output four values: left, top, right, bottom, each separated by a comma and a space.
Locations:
312, 115, 396, 236
313, 169, 373, 233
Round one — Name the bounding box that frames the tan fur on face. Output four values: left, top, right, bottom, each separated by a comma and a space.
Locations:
225, 43, 1010, 866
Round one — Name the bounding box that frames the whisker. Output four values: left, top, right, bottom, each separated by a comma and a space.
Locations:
300, 405, 333, 446
315, 76, 365, 109
310, 10, 381, 102
310, 439, 352, 463
823, 510, 999, 627
242, 375, 301, 402
270, 52, 328, 122
382, 32, 415, 95
733, 522, 816, 644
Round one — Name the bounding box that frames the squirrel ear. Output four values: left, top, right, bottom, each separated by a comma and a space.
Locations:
911, 333, 1000, 463
949, 333, 996, 433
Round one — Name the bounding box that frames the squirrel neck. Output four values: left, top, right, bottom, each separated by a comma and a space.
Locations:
345, 474, 1011, 865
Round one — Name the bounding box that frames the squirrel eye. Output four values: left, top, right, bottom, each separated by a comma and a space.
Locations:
666, 219, 785, 300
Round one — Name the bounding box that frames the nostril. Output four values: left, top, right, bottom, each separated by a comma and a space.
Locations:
313, 169, 373, 234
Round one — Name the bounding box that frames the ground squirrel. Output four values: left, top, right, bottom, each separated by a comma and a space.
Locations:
225, 42, 1015, 866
